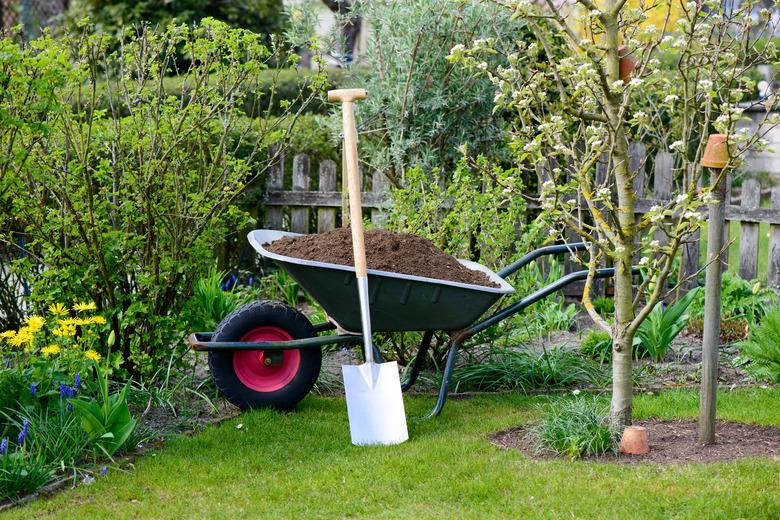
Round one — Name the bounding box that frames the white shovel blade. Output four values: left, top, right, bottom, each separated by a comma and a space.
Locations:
342, 361, 409, 446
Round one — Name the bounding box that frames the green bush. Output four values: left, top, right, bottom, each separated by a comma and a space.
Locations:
633, 288, 699, 362
579, 330, 612, 364
452, 347, 605, 392
736, 308, 780, 383
530, 398, 619, 460
688, 273, 775, 324
4, 21, 324, 377
65, 0, 288, 40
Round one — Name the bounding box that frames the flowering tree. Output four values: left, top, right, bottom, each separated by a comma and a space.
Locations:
452, 0, 780, 427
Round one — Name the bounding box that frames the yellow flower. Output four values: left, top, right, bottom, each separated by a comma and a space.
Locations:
0, 330, 16, 341
84, 350, 101, 362
25, 315, 45, 333
53, 324, 77, 337
57, 318, 78, 326
89, 316, 107, 325
48, 303, 69, 316
8, 327, 33, 348
73, 301, 97, 312
74, 318, 93, 326
41, 344, 61, 357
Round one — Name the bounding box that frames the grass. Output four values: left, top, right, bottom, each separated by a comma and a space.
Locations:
3, 389, 780, 519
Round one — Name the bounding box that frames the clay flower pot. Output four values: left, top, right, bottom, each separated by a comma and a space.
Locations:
701, 134, 733, 169
618, 46, 636, 83
619, 425, 649, 455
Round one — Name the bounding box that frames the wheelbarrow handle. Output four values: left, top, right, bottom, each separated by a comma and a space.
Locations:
497, 242, 589, 279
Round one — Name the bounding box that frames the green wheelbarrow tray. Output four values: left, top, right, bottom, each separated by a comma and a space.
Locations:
248, 230, 515, 333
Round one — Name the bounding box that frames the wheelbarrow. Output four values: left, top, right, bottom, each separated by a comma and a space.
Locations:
187, 230, 624, 417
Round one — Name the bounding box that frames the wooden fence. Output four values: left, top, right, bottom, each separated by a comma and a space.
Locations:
262, 149, 780, 293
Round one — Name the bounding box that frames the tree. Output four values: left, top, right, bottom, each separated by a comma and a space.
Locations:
452, 0, 780, 427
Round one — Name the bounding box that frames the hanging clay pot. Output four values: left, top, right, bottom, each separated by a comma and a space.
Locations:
701, 134, 733, 169
618, 45, 636, 83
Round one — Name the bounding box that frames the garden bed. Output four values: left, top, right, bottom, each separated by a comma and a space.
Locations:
490, 419, 780, 464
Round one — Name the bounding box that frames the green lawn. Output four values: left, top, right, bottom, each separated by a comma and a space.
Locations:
4, 389, 780, 519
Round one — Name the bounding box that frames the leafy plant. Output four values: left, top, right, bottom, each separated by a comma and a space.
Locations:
530, 397, 619, 460
593, 297, 615, 316
191, 267, 242, 332
688, 273, 775, 324
633, 288, 700, 362
579, 330, 613, 364
452, 347, 605, 392
735, 309, 780, 383
0, 446, 54, 501
69, 363, 136, 458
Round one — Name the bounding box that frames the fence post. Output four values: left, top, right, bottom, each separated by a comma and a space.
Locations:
318, 160, 338, 233
372, 170, 389, 226
291, 154, 310, 234
264, 146, 284, 230
738, 178, 760, 280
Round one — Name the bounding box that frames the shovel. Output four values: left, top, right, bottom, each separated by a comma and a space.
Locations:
328, 88, 409, 446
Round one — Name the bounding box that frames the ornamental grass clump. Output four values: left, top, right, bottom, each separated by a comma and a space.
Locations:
531, 398, 619, 460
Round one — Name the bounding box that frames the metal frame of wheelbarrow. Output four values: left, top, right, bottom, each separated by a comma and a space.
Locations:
188, 242, 634, 418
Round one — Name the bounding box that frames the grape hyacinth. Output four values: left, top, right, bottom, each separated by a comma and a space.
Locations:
17, 419, 28, 445
60, 382, 75, 399
75, 372, 81, 391
66, 403, 72, 413
0, 437, 6, 455
100, 466, 107, 476
30, 383, 37, 397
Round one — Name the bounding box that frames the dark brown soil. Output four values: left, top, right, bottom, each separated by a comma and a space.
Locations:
490, 419, 780, 464
267, 227, 499, 288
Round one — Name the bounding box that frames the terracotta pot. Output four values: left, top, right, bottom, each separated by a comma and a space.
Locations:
701, 134, 733, 169
619, 425, 649, 455
618, 45, 636, 83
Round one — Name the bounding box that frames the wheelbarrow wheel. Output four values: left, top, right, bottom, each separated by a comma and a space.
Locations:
208, 300, 321, 410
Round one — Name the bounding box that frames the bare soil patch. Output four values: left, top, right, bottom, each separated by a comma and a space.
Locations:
267, 228, 498, 287
490, 419, 780, 464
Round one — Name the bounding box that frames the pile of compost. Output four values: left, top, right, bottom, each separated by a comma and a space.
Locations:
266, 228, 499, 288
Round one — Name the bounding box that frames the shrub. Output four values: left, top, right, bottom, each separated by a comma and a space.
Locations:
735, 309, 780, 383
452, 347, 605, 392
688, 273, 775, 324
530, 398, 619, 460
5, 21, 325, 377
579, 330, 612, 364
686, 317, 748, 344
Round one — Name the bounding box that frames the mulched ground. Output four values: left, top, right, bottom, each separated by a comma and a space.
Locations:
266, 227, 499, 287
490, 419, 780, 464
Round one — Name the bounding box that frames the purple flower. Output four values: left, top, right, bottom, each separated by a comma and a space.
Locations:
248, 277, 253, 286
17, 419, 28, 445
30, 383, 37, 397
74, 373, 81, 391
0, 438, 6, 455
60, 382, 74, 399
66, 403, 72, 413
100, 466, 107, 476
231, 274, 237, 287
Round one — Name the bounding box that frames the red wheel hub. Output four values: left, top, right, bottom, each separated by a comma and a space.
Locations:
233, 326, 301, 392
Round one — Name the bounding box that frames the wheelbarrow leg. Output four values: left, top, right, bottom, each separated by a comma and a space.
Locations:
401, 331, 433, 391
424, 339, 459, 419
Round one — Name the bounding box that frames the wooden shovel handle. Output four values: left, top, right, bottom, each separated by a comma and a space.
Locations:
329, 89, 367, 277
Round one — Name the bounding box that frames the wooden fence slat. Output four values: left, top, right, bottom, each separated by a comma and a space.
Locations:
371, 170, 389, 226
290, 154, 310, 234
264, 147, 284, 230
739, 178, 760, 280
722, 172, 733, 270
681, 163, 701, 291
653, 152, 674, 247
630, 142, 647, 195
769, 186, 780, 288
317, 160, 337, 233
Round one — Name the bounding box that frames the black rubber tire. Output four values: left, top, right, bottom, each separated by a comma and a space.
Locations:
208, 300, 321, 410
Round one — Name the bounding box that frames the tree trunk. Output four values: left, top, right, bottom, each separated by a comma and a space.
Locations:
604, 7, 636, 429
